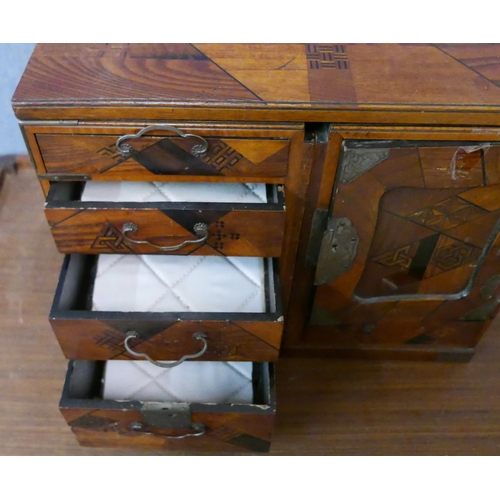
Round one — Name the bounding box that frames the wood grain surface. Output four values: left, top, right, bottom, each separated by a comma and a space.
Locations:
4, 164, 500, 455
45, 202, 286, 257
50, 317, 282, 362
12, 44, 500, 125
34, 129, 292, 181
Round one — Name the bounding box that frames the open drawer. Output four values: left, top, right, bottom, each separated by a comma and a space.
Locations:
45, 181, 286, 256
60, 360, 276, 452
50, 254, 283, 362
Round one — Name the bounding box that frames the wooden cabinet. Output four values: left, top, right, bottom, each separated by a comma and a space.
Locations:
13, 43, 500, 451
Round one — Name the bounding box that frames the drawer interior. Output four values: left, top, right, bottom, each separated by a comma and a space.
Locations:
46, 181, 284, 207
92, 254, 271, 313
53, 254, 281, 319
103, 360, 254, 403
62, 360, 273, 407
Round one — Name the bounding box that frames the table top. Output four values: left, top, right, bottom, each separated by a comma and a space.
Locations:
12, 43, 500, 124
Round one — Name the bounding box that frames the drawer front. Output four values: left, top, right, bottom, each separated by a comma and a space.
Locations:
47, 208, 286, 256
51, 317, 282, 362
50, 254, 283, 362
26, 124, 300, 182
45, 183, 286, 257
60, 361, 275, 452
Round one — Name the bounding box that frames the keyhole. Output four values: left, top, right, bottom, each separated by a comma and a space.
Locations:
332, 244, 338, 252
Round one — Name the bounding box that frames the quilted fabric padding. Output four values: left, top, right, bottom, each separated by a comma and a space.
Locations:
81, 181, 267, 203
103, 360, 253, 403
92, 254, 266, 313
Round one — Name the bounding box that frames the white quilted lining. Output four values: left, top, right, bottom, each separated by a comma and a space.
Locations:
92, 254, 266, 313
95, 254, 261, 403
87, 182, 266, 406
81, 181, 268, 203
103, 360, 253, 403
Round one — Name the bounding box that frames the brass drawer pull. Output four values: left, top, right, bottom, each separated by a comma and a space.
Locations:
124, 332, 208, 368
122, 222, 208, 252
115, 125, 209, 157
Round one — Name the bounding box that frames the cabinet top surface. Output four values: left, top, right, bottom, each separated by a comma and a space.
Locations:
12, 43, 500, 122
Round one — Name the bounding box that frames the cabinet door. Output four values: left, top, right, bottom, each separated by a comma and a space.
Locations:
285, 128, 500, 360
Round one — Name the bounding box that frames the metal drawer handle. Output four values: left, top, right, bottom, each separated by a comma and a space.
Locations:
124, 332, 208, 368
130, 422, 206, 439
116, 125, 209, 158
122, 222, 208, 252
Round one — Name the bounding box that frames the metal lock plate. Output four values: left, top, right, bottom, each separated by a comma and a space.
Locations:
140, 402, 193, 429
314, 217, 359, 286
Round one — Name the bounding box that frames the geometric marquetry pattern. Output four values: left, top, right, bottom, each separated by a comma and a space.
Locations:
91, 223, 132, 252
408, 196, 487, 231
94, 329, 125, 349
96, 142, 121, 161
306, 44, 349, 70
212, 220, 240, 251
202, 141, 243, 171
96, 142, 125, 173
358, 187, 495, 300
431, 242, 477, 271
374, 239, 480, 275
316, 166, 500, 346
373, 244, 413, 270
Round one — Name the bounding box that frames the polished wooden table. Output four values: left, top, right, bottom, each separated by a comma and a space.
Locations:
2, 162, 500, 455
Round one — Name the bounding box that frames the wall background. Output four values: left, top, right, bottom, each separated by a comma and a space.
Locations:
0, 44, 36, 155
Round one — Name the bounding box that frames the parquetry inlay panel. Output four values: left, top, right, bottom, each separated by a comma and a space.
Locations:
306, 44, 349, 70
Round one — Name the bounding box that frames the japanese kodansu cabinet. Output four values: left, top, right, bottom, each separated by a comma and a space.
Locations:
283, 126, 500, 361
